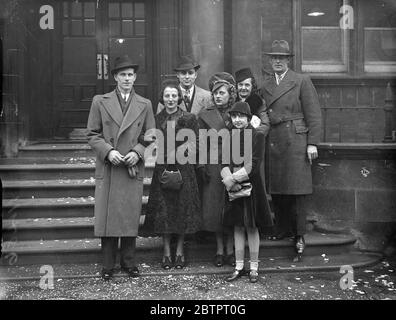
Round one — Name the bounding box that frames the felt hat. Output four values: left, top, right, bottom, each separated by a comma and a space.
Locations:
174, 56, 200, 72
264, 40, 294, 56
235, 67, 254, 84
111, 55, 139, 75
208, 72, 236, 93
229, 101, 252, 118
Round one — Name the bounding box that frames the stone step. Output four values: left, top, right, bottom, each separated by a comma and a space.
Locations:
0, 232, 358, 266
2, 196, 150, 219
2, 178, 152, 199
0, 156, 96, 165
17, 144, 94, 158
0, 164, 95, 180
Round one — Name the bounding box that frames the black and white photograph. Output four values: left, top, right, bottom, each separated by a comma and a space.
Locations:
0, 0, 396, 308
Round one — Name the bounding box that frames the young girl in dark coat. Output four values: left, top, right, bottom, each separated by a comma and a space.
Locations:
221, 101, 273, 283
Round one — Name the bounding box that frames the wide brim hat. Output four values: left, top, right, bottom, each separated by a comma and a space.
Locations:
235, 67, 254, 84
111, 55, 139, 75
173, 56, 200, 72
208, 72, 236, 93
264, 40, 294, 56
229, 101, 252, 118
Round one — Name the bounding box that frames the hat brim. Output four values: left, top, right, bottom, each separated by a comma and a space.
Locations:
111, 64, 139, 75
211, 81, 229, 93
264, 52, 294, 56
173, 64, 200, 72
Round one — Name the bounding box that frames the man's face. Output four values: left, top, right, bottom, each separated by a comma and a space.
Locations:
114, 68, 136, 93
270, 55, 290, 75
237, 78, 253, 99
177, 68, 197, 90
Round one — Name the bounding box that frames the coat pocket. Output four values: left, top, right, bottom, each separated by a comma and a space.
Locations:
293, 119, 309, 134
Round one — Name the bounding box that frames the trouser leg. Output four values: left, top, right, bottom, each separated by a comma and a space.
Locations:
101, 237, 118, 270
271, 195, 293, 235
120, 237, 136, 268
295, 195, 307, 236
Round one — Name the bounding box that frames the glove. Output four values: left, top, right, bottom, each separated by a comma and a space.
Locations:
222, 175, 236, 191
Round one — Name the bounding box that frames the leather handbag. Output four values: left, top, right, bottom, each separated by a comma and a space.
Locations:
228, 182, 252, 201
159, 169, 183, 191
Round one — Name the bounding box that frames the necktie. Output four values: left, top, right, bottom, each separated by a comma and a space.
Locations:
184, 94, 190, 110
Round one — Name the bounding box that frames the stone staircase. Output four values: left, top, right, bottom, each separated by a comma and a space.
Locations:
0, 142, 382, 269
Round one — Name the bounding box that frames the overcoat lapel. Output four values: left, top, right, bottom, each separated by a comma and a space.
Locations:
102, 91, 123, 127
266, 70, 297, 107
117, 91, 145, 140
199, 107, 227, 131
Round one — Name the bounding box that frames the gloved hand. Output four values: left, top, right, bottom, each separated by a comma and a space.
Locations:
229, 183, 242, 192
222, 175, 236, 191
196, 166, 210, 185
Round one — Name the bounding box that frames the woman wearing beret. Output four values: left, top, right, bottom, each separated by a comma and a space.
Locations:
221, 101, 273, 283
146, 80, 202, 270
196, 72, 237, 267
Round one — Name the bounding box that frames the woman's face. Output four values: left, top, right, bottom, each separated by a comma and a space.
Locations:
213, 85, 230, 107
230, 112, 249, 129
163, 87, 179, 111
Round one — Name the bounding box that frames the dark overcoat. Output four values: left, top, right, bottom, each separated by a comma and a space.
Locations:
260, 70, 322, 195
197, 105, 231, 232
87, 89, 155, 236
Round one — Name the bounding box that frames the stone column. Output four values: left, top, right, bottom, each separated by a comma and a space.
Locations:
188, 0, 224, 90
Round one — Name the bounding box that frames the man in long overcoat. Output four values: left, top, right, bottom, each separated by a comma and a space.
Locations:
260, 40, 322, 260
156, 56, 212, 115
87, 55, 155, 280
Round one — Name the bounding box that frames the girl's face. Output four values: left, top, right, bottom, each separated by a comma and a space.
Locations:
163, 87, 179, 111
213, 85, 230, 107
230, 112, 249, 129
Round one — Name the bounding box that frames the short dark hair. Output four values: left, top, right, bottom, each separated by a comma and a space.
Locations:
237, 77, 258, 93
158, 82, 183, 105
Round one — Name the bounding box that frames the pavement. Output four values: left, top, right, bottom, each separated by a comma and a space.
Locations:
0, 255, 395, 301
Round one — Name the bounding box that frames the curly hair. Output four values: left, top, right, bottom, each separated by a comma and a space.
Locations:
211, 84, 237, 109
158, 82, 183, 105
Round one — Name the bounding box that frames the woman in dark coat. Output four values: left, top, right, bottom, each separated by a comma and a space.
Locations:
146, 80, 202, 270
221, 101, 273, 283
196, 72, 238, 268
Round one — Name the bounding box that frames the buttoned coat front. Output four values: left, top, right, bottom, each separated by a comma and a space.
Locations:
157, 85, 212, 115
260, 69, 322, 195
87, 90, 155, 236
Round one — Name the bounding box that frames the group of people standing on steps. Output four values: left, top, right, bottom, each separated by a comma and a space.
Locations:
86, 40, 322, 282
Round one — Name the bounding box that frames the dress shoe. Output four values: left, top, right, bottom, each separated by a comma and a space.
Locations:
174, 255, 185, 269
293, 235, 306, 262
225, 254, 236, 267
214, 254, 224, 267
249, 270, 259, 283
121, 266, 140, 278
225, 269, 245, 282
101, 269, 113, 281
161, 256, 173, 270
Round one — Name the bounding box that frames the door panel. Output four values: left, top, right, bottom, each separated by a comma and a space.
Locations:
55, 0, 153, 138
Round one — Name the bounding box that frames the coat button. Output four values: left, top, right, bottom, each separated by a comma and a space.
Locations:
110, 138, 114, 143
269, 109, 272, 112
137, 122, 141, 127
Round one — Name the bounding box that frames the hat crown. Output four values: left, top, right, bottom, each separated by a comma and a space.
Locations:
174, 56, 200, 71
111, 55, 138, 74
266, 40, 293, 56
208, 72, 236, 92
230, 101, 252, 117
235, 68, 254, 83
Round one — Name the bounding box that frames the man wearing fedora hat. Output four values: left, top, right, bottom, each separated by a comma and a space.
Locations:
260, 40, 322, 261
87, 55, 155, 280
157, 56, 211, 116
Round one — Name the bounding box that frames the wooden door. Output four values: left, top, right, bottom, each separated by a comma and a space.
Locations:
54, 0, 153, 138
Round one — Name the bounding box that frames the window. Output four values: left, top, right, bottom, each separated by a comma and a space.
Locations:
300, 0, 349, 73
297, 0, 396, 75
361, 1, 396, 73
